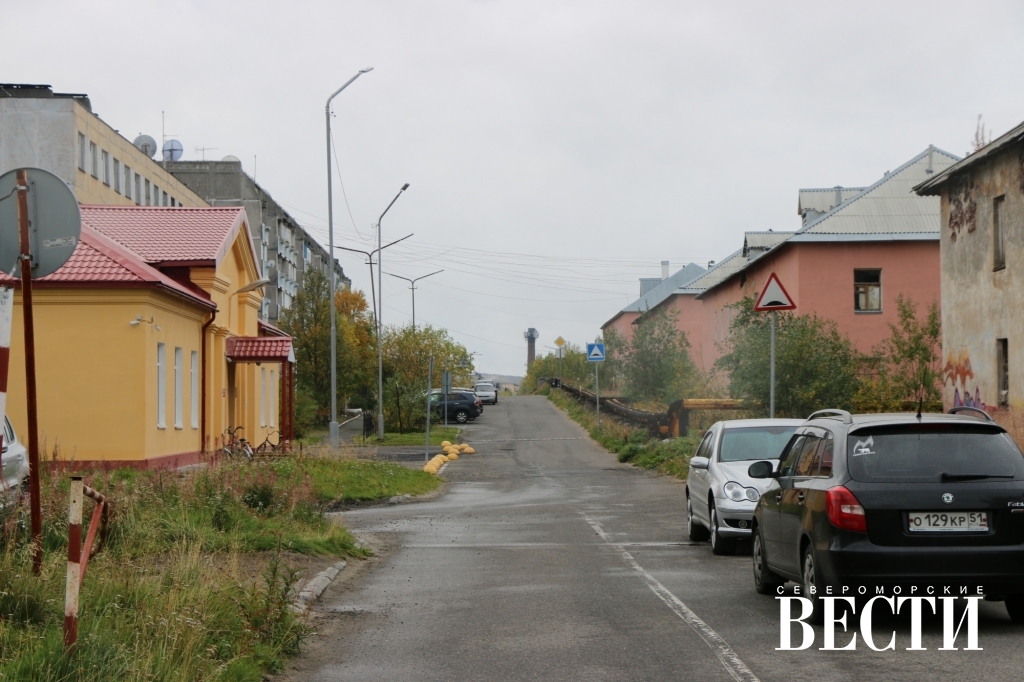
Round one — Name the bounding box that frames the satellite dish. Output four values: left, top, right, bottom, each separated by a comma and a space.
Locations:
0, 168, 81, 279
221, 155, 241, 163
162, 139, 184, 162
133, 134, 158, 158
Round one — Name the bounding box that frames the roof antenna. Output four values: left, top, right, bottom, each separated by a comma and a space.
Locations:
916, 395, 923, 420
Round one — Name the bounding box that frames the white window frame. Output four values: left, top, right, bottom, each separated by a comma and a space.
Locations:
191, 351, 199, 429
145, 179, 151, 206
101, 150, 110, 185
113, 159, 121, 193
124, 166, 132, 200
78, 133, 86, 171
260, 367, 267, 427
157, 343, 166, 429
270, 369, 276, 427
174, 347, 183, 429
90, 141, 98, 178
135, 175, 141, 205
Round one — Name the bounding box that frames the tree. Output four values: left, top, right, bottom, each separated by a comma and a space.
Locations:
855, 295, 941, 410
716, 298, 861, 418
334, 288, 377, 411
380, 323, 474, 432
278, 270, 376, 423
523, 342, 594, 393
620, 309, 698, 405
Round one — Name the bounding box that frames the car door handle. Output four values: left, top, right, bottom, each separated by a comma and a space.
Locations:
797, 492, 805, 503
775, 493, 782, 503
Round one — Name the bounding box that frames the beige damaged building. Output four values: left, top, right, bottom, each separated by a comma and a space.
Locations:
915, 122, 1024, 417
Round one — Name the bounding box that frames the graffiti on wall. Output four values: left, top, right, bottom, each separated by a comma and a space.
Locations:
944, 349, 988, 410
948, 175, 976, 242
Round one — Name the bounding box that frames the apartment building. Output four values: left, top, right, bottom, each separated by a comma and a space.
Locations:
166, 160, 350, 324
0, 83, 205, 207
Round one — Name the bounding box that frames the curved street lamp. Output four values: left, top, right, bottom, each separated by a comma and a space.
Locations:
326, 67, 373, 447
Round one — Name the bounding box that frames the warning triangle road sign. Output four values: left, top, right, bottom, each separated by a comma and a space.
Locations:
753, 272, 796, 311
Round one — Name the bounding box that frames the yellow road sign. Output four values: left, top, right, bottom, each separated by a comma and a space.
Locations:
554, 336, 565, 347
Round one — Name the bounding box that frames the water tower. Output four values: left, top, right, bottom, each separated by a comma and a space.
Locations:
524, 328, 539, 367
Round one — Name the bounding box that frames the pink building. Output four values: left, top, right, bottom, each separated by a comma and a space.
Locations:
631, 146, 958, 373
601, 261, 706, 349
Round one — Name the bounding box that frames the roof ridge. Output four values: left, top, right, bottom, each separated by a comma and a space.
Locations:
797, 146, 960, 234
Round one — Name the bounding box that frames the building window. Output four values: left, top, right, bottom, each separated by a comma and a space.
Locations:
998, 338, 1009, 408
854, 269, 882, 312
113, 159, 121, 193
90, 142, 98, 178
145, 179, 151, 206
135, 175, 141, 205
124, 166, 132, 200
101, 150, 110, 185
190, 351, 199, 429
157, 343, 166, 429
994, 195, 1006, 271
78, 133, 86, 171
260, 367, 267, 427
174, 347, 183, 429
270, 369, 276, 427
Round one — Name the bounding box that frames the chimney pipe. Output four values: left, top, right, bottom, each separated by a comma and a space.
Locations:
661, 261, 669, 280
524, 328, 539, 367
833, 186, 842, 209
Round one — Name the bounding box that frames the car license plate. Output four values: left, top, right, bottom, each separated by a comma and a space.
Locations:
908, 511, 988, 532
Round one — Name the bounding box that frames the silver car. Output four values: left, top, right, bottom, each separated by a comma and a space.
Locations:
1, 416, 28, 503
686, 419, 802, 555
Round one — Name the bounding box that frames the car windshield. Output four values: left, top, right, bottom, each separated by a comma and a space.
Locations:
476, 384, 493, 391
718, 425, 798, 462
846, 424, 1024, 483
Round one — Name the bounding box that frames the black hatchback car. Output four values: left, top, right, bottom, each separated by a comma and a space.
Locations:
748, 407, 1024, 623
430, 391, 482, 424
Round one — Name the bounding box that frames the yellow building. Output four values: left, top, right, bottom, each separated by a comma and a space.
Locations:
2, 205, 292, 467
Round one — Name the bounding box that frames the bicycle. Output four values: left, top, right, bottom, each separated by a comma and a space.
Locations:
220, 426, 253, 461
255, 430, 283, 456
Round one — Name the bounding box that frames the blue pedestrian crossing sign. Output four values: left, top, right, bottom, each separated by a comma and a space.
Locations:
587, 343, 606, 362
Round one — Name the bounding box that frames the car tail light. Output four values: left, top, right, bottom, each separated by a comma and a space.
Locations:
825, 486, 867, 533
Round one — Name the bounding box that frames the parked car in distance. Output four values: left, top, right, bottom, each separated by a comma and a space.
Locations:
749, 407, 1024, 624
429, 391, 482, 423
686, 419, 803, 555
474, 381, 498, 405
1, 416, 28, 503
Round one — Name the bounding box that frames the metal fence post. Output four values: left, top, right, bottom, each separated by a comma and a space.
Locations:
65, 476, 84, 650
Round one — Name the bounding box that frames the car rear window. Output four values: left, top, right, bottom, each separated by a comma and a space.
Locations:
719, 426, 799, 462
846, 424, 1024, 483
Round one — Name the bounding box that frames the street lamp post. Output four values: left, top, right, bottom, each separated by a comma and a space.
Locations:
375, 184, 410, 440
385, 269, 443, 330
326, 67, 373, 448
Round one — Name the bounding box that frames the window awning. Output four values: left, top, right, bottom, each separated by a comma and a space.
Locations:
225, 336, 294, 363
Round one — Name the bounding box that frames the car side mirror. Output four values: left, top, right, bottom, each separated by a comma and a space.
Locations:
747, 460, 777, 479
690, 456, 710, 470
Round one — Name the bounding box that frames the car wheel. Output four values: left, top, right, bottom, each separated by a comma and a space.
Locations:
802, 545, 825, 624
455, 410, 469, 424
1006, 595, 1024, 624
752, 528, 784, 595
687, 494, 710, 542
710, 504, 737, 555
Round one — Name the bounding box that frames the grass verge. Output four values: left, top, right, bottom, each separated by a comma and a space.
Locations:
0, 456, 438, 681
547, 388, 702, 479
352, 426, 463, 447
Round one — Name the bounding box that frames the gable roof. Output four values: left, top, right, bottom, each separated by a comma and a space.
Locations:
81, 206, 250, 268
789, 146, 959, 242
602, 262, 707, 330
0, 224, 215, 308
914, 120, 1024, 196
798, 187, 866, 217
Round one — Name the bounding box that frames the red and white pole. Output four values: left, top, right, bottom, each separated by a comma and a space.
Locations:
0, 286, 14, 457
64, 476, 83, 650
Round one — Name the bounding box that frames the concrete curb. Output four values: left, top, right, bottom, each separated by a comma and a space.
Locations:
290, 560, 347, 614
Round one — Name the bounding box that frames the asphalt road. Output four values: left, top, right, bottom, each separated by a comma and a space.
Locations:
290, 396, 1022, 681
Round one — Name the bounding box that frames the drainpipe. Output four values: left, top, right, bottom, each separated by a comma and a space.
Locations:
200, 309, 218, 454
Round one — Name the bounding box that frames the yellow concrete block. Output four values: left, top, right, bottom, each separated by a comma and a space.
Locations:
447, 453, 458, 460
441, 441, 452, 448
464, 447, 476, 454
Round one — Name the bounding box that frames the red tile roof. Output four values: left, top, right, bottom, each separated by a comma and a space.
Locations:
0, 225, 215, 309
80, 206, 249, 267
226, 336, 293, 362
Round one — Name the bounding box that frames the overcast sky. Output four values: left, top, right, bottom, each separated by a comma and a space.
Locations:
6, 1, 1024, 375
